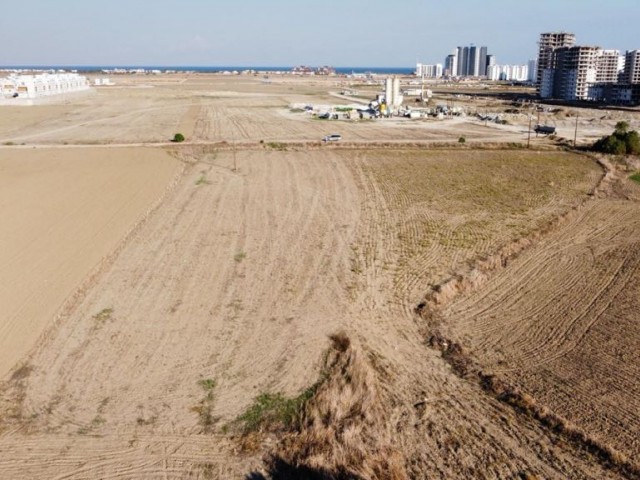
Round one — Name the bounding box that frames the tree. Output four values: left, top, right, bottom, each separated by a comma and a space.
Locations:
592, 124, 640, 155
614, 121, 629, 135
624, 130, 640, 155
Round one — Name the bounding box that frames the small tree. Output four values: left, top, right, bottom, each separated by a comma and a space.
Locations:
172, 133, 185, 143
593, 124, 640, 155
458, 136, 466, 144
614, 121, 629, 135
624, 130, 640, 155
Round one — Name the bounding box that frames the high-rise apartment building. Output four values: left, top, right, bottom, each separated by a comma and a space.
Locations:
527, 59, 537, 83
536, 32, 576, 93
468, 46, 479, 76
444, 53, 457, 77
541, 46, 599, 101
456, 46, 467, 76
622, 50, 640, 83
453, 44, 490, 76
537, 31, 639, 105
479, 47, 488, 76
596, 50, 623, 83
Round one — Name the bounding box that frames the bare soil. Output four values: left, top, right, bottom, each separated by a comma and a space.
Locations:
0, 74, 638, 479
0, 147, 180, 378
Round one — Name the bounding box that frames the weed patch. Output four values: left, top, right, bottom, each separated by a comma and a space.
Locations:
234, 252, 247, 263
93, 308, 113, 322
630, 171, 640, 184
195, 174, 210, 186
266, 142, 288, 151
199, 378, 217, 391
233, 387, 317, 435
192, 378, 218, 433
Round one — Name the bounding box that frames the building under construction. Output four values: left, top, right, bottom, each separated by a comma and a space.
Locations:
536, 32, 640, 104
541, 45, 600, 101
536, 32, 576, 94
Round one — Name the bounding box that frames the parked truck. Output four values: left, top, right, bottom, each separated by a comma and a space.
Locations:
534, 124, 556, 135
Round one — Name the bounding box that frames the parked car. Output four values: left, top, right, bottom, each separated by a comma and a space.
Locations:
322, 134, 342, 142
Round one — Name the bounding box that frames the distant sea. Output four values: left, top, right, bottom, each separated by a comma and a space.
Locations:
0, 65, 415, 75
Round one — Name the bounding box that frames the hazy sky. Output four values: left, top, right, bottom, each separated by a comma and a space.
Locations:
1, 0, 638, 67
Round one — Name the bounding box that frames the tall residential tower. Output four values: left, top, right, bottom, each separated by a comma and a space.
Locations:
622, 50, 640, 84
536, 32, 576, 93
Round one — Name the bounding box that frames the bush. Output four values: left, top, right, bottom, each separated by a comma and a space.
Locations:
458, 136, 466, 144
172, 133, 185, 143
592, 125, 640, 155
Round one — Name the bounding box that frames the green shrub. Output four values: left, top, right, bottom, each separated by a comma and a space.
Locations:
172, 133, 185, 143
234, 387, 316, 434
458, 136, 466, 144
592, 125, 640, 155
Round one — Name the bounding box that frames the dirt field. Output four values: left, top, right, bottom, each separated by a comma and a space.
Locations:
0, 74, 638, 479
0, 147, 180, 378
439, 180, 640, 461
3, 74, 618, 147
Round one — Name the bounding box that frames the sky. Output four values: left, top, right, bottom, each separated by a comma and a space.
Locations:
1, 0, 638, 67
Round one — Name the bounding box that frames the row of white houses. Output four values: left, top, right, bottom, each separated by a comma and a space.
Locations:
1, 73, 90, 99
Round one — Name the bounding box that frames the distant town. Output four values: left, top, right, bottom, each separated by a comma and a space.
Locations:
416, 32, 640, 105
1, 32, 639, 106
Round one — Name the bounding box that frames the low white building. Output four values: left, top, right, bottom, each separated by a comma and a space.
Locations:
1, 73, 90, 99
416, 63, 443, 78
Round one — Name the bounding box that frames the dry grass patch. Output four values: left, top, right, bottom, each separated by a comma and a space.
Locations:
264, 333, 407, 480
351, 149, 601, 298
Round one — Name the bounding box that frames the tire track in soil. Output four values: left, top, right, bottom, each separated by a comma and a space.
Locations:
0, 148, 360, 479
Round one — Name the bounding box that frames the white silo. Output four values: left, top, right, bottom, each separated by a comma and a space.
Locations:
385, 77, 393, 106
392, 77, 400, 107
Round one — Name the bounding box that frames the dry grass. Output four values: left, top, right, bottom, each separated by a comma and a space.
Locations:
265, 333, 407, 480
350, 149, 602, 306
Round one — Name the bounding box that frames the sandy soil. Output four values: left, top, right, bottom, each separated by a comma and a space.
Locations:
0, 74, 638, 479
440, 183, 640, 460
0, 147, 180, 378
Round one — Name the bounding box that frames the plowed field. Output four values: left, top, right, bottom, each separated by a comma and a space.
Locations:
0, 74, 637, 479
440, 195, 640, 461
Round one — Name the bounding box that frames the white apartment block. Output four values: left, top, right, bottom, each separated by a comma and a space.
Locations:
596, 50, 624, 83
416, 63, 443, 78
487, 64, 529, 82
1, 73, 90, 99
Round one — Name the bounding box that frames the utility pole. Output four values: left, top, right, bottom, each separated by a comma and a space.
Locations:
231, 128, 237, 172
527, 112, 532, 149
233, 140, 237, 172
574, 110, 579, 148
